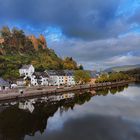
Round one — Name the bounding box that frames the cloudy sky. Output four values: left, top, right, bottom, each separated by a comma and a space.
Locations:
0, 0, 140, 70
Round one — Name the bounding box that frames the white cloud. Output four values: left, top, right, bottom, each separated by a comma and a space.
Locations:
49, 33, 140, 69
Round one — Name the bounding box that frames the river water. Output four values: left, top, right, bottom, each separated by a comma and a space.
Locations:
0, 83, 140, 140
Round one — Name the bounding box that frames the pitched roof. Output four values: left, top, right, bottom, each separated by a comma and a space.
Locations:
33, 72, 49, 78
46, 70, 65, 76
0, 78, 10, 87
46, 70, 75, 76
88, 71, 98, 78
20, 65, 32, 69
64, 70, 74, 76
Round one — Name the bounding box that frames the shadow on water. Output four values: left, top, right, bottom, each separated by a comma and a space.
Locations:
0, 84, 134, 140
96, 84, 128, 96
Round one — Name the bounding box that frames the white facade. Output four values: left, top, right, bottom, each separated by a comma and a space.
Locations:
30, 74, 49, 86
40, 77, 49, 85
19, 65, 35, 77
48, 75, 75, 86
46, 70, 76, 86
31, 76, 38, 86
49, 76, 65, 86
58, 76, 65, 85
67, 76, 75, 85
49, 76, 58, 86
11, 84, 18, 88
17, 80, 26, 86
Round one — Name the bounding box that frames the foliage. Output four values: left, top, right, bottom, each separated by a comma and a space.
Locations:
123, 68, 140, 81
78, 64, 84, 70
63, 57, 78, 70
95, 72, 130, 83
0, 26, 79, 80
74, 70, 91, 84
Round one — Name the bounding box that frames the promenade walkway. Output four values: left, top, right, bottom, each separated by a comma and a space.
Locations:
0, 81, 132, 103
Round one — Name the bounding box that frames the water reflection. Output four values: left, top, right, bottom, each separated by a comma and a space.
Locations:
96, 84, 128, 96
0, 84, 139, 140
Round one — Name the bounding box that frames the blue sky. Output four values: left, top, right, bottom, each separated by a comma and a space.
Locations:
0, 0, 140, 70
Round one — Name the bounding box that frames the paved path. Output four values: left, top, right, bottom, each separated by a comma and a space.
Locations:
0, 81, 133, 103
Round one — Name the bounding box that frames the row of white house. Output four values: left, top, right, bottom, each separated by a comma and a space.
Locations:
47, 70, 75, 86
18, 65, 75, 86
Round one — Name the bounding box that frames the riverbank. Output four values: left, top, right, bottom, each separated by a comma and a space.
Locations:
0, 80, 134, 103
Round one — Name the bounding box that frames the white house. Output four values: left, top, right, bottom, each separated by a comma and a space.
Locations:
16, 79, 26, 86
0, 78, 10, 91
11, 84, 18, 88
19, 65, 35, 77
64, 70, 75, 86
46, 70, 75, 86
46, 70, 66, 86
30, 75, 38, 86
31, 72, 49, 86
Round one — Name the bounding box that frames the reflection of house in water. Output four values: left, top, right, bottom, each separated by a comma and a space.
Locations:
18, 93, 75, 113
18, 100, 35, 113
48, 93, 75, 102
0, 102, 59, 140
0, 91, 93, 140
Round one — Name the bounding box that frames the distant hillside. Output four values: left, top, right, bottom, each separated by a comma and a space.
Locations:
104, 64, 140, 72
123, 68, 140, 81
0, 26, 81, 80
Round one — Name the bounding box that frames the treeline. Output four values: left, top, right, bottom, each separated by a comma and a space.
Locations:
95, 72, 130, 83
0, 26, 82, 80
74, 70, 91, 84
123, 68, 140, 81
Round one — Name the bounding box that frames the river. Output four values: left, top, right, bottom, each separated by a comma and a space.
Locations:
0, 83, 139, 140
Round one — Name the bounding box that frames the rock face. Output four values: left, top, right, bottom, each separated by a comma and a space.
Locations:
28, 35, 39, 51
28, 35, 47, 51
39, 35, 47, 49
0, 38, 5, 55
0, 38, 4, 44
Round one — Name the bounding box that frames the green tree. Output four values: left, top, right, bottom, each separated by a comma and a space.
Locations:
63, 57, 77, 69
79, 64, 84, 70
95, 72, 130, 83
74, 70, 91, 84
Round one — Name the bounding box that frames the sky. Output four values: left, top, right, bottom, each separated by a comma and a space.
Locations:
0, 0, 140, 70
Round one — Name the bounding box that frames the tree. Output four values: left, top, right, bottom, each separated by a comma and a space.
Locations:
63, 57, 78, 70
0, 26, 11, 38
79, 64, 84, 70
74, 70, 91, 84
95, 74, 109, 83
95, 72, 130, 83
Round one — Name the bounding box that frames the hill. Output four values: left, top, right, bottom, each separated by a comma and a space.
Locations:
104, 64, 140, 72
124, 68, 140, 81
0, 26, 80, 80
